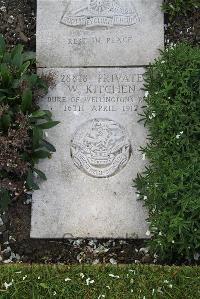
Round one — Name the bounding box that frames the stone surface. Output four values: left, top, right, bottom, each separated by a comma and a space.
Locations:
31, 67, 149, 239
37, 0, 164, 67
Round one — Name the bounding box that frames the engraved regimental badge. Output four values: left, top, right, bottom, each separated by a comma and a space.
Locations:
70, 119, 131, 178
61, 0, 139, 29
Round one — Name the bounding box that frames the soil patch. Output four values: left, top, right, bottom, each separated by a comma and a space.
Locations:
0, 0, 36, 50
3, 198, 150, 265
165, 8, 200, 46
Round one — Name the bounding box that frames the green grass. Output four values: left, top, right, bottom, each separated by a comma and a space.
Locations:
0, 264, 199, 298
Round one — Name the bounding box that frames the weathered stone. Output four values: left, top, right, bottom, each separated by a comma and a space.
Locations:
37, 0, 164, 67
31, 67, 149, 239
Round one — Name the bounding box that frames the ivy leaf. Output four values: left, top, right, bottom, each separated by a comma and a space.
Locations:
38, 121, 60, 129
21, 89, 32, 113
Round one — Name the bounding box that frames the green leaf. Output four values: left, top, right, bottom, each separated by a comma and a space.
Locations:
0, 63, 11, 85
2, 52, 11, 64
7, 95, 19, 102
33, 168, 47, 180
11, 44, 23, 59
32, 126, 43, 149
12, 52, 23, 68
20, 152, 31, 164
38, 121, 60, 130
41, 139, 56, 152
31, 110, 48, 119
39, 283, 48, 289
19, 61, 30, 76
25, 73, 38, 86
33, 150, 51, 160
0, 34, 6, 57
1, 114, 11, 131
23, 51, 36, 62
0, 95, 6, 102
12, 79, 21, 89
26, 171, 39, 190
21, 89, 32, 113
0, 89, 9, 94
0, 189, 10, 212
43, 110, 52, 119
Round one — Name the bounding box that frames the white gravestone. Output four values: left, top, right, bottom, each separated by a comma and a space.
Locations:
37, 0, 164, 67
31, 0, 164, 238
30, 68, 149, 238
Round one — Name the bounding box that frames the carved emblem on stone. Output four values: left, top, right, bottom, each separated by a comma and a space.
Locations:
70, 118, 131, 178
61, 0, 139, 29
90, 0, 112, 14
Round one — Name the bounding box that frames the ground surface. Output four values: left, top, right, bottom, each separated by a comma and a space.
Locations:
0, 264, 200, 298
165, 9, 200, 46
2, 199, 151, 265
0, 0, 36, 50
0, 1, 200, 265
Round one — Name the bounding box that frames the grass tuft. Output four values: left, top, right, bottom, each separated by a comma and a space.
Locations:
0, 264, 199, 298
